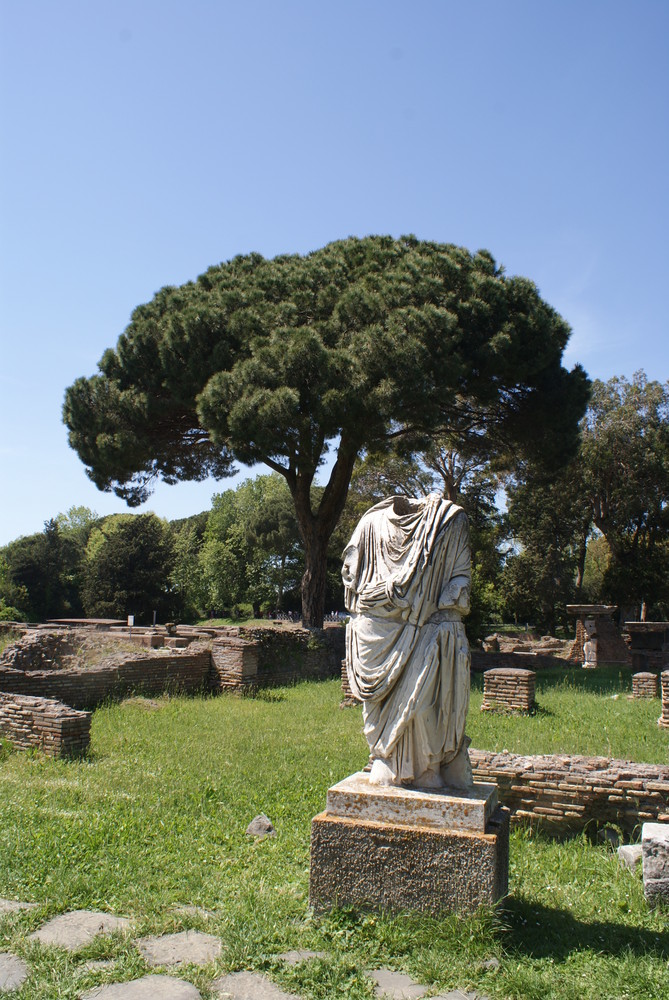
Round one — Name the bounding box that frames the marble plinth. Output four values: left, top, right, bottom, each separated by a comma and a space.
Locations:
310, 775, 509, 916
326, 772, 497, 832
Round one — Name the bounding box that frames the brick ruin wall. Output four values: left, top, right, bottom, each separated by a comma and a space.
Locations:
0, 692, 90, 758
470, 749, 669, 836
567, 616, 631, 664
481, 668, 536, 713
210, 624, 344, 690
0, 647, 213, 711
470, 650, 564, 672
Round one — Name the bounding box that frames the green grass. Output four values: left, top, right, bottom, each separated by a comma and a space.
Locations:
0, 675, 667, 998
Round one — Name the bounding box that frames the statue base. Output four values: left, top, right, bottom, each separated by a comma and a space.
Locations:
309, 772, 509, 916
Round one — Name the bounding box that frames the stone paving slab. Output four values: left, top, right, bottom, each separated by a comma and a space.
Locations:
276, 949, 327, 965
211, 971, 301, 999
80, 974, 201, 999
29, 910, 130, 950
0, 897, 37, 914
0, 952, 29, 992
368, 967, 428, 999
137, 929, 221, 968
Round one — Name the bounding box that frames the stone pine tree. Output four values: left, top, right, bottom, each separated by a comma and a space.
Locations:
63, 235, 589, 628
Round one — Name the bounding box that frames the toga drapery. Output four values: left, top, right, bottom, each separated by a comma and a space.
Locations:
342, 494, 471, 783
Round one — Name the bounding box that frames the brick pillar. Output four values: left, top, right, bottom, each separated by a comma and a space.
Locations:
481, 668, 536, 712
659, 671, 669, 728
210, 639, 259, 690
632, 672, 658, 699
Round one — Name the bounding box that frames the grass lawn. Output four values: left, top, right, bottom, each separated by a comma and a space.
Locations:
0, 670, 667, 998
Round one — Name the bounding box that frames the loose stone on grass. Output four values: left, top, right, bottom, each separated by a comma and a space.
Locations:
0, 898, 37, 914
211, 971, 301, 999
245, 814, 276, 837
368, 967, 428, 998
137, 929, 221, 968
0, 952, 29, 992
80, 973, 201, 999
276, 948, 327, 965
29, 910, 130, 950
618, 844, 643, 870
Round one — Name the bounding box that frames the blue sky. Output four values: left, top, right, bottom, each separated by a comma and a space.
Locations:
1, 0, 667, 546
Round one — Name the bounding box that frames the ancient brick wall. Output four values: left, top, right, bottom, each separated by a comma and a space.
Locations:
470, 749, 669, 835
0, 693, 90, 757
227, 624, 345, 688
567, 616, 631, 665
470, 650, 562, 672
0, 649, 212, 710
481, 668, 536, 712
210, 639, 259, 690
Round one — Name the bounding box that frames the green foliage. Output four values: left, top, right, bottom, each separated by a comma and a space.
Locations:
0, 679, 666, 998
201, 474, 303, 615
581, 372, 669, 617
0, 519, 83, 621
64, 235, 588, 625
81, 512, 177, 623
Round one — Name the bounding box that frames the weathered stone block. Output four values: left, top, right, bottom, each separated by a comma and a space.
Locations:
310, 779, 508, 916
642, 821, 669, 906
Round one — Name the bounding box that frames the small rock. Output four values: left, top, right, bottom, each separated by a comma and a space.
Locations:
617, 844, 643, 871
245, 814, 276, 838
211, 971, 300, 999
276, 949, 327, 965
137, 930, 221, 968
80, 974, 201, 999
368, 967, 427, 999
0, 952, 29, 991
480, 956, 500, 970
29, 910, 130, 950
82, 959, 116, 973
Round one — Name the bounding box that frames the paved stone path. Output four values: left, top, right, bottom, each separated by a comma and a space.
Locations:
28, 909, 131, 949
80, 974, 202, 999
0, 897, 37, 914
0, 952, 29, 992
138, 929, 222, 968
211, 971, 301, 999
0, 903, 492, 997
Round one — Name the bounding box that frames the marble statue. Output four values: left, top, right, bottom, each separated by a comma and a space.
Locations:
342, 494, 472, 790
582, 618, 598, 668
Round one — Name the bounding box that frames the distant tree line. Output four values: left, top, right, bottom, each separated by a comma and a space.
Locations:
3, 371, 668, 636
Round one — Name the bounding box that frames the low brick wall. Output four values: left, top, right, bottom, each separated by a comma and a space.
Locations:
341, 659, 360, 705
633, 672, 658, 699
0, 692, 91, 757
659, 671, 669, 729
471, 650, 564, 672
470, 749, 669, 835
229, 625, 345, 688
0, 649, 212, 711
481, 668, 536, 713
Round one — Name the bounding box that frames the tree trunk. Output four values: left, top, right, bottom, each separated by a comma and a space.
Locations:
301, 533, 329, 628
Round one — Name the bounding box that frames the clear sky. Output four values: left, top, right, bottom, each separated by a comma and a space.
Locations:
1, 0, 667, 546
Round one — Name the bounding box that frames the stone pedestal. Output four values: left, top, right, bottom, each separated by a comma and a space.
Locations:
309, 773, 509, 916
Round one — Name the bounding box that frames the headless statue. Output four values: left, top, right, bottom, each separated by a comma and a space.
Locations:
342, 494, 473, 790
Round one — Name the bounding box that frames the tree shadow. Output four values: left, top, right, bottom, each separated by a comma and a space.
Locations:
500, 896, 669, 961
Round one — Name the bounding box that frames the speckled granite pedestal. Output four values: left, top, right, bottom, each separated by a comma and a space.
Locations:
309, 772, 509, 916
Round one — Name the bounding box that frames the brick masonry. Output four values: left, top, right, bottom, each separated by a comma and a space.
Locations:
0, 692, 90, 757
632, 672, 659, 699
567, 613, 631, 665
659, 671, 669, 729
481, 668, 536, 713
470, 749, 669, 835
0, 648, 212, 711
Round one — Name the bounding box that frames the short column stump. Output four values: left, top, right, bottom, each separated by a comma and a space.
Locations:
309, 772, 509, 916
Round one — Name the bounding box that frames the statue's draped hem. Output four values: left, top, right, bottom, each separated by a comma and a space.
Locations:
343, 494, 471, 782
